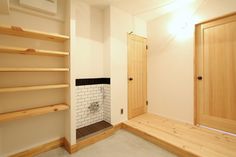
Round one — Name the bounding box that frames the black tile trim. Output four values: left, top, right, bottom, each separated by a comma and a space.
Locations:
76, 78, 110, 86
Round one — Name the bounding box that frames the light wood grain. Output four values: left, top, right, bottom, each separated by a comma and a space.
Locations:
63, 138, 72, 154
128, 34, 147, 119
0, 45, 69, 56
196, 12, 236, 25
0, 67, 69, 72
0, 23, 70, 157
0, 104, 69, 123
123, 122, 194, 157
0, 84, 69, 93
195, 12, 236, 134
0, 25, 69, 42
10, 138, 64, 157
194, 24, 202, 125
123, 113, 236, 157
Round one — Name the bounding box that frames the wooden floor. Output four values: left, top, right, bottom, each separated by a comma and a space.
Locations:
122, 113, 236, 157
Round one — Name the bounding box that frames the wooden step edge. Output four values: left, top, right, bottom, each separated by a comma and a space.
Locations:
122, 122, 198, 157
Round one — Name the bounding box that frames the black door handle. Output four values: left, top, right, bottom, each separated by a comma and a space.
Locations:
129, 77, 133, 81
197, 76, 203, 80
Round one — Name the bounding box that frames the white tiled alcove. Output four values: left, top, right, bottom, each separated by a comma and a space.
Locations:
75, 84, 111, 129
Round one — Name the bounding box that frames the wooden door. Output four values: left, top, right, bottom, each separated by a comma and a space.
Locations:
128, 34, 147, 119
195, 13, 236, 134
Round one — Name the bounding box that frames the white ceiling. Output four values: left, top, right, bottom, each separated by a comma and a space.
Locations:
80, 0, 120, 9
112, 0, 174, 14
81, 0, 173, 11
80, 0, 197, 21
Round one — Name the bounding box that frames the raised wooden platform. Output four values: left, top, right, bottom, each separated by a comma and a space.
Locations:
122, 113, 236, 157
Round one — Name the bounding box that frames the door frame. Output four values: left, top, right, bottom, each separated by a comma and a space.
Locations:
194, 11, 236, 125
127, 33, 148, 120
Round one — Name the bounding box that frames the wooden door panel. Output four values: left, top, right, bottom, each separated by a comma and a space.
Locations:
128, 34, 147, 119
204, 22, 236, 120
195, 13, 236, 133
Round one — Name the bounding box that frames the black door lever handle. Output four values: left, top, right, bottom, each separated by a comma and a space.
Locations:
129, 77, 133, 81
197, 76, 203, 80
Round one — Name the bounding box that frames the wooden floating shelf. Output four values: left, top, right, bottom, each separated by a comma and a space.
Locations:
0, 25, 69, 42
0, 68, 69, 72
0, 46, 69, 56
0, 104, 69, 123
0, 84, 69, 93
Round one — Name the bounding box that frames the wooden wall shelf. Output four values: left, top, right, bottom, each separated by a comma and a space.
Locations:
0, 46, 69, 56
0, 25, 69, 42
0, 84, 69, 93
0, 104, 69, 123
0, 68, 69, 72
0, 22, 71, 153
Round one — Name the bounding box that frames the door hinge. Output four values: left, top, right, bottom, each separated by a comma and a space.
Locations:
146, 100, 149, 106
146, 45, 148, 50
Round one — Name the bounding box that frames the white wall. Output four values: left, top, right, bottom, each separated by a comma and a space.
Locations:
108, 6, 147, 124
147, 0, 236, 124
69, 1, 147, 131
69, 1, 147, 143
69, 0, 105, 145
109, 6, 132, 124
71, 1, 104, 78
64, 0, 73, 146
103, 7, 111, 77
133, 17, 147, 38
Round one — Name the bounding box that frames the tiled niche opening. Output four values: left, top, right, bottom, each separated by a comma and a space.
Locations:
75, 78, 111, 139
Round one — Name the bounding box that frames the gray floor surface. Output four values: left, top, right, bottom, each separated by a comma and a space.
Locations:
36, 130, 177, 157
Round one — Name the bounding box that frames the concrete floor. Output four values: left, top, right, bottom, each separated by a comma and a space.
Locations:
36, 130, 177, 157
